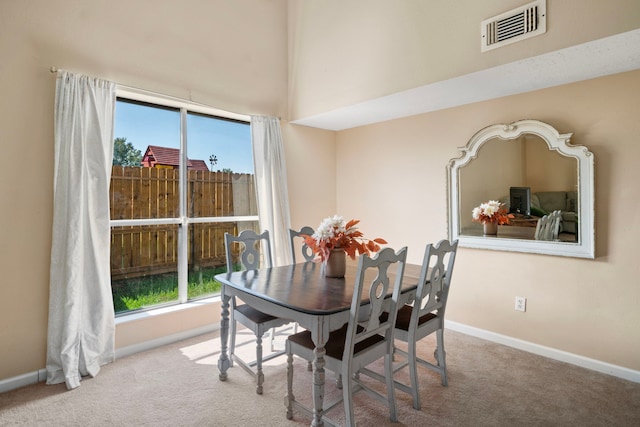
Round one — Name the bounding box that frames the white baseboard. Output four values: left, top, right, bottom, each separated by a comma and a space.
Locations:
0, 368, 48, 394
445, 320, 640, 383
0, 323, 219, 394
3, 320, 638, 394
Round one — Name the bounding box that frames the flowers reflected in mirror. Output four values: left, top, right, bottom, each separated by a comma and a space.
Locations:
472, 200, 514, 225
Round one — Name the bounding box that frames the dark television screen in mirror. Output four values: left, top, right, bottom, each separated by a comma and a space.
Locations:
509, 187, 531, 216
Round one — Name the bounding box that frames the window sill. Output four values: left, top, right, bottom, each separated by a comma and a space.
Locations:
114, 296, 221, 326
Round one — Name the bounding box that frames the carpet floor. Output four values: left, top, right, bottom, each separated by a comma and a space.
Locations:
1, 328, 639, 426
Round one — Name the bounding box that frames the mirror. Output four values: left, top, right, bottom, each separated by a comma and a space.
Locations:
447, 120, 595, 258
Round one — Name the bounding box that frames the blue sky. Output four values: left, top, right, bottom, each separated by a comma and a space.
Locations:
114, 100, 254, 173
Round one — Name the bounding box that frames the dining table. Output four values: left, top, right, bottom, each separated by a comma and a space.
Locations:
215, 258, 422, 427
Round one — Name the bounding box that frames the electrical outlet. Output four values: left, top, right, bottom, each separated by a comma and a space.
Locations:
515, 296, 526, 312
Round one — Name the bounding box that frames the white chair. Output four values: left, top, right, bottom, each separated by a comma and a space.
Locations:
289, 226, 316, 263
285, 247, 408, 427
224, 229, 291, 394
534, 210, 562, 241
361, 239, 458, 410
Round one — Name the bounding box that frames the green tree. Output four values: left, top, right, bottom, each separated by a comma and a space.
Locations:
113, 137, 142, 166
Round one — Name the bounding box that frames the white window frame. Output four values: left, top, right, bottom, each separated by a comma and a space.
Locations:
112, 87, 257, 305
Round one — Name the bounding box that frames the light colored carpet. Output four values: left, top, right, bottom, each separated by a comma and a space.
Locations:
1, 328, 639, 426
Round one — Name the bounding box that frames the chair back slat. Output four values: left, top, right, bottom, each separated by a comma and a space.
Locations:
344, 247, 407, 358
224, 229, 273, 272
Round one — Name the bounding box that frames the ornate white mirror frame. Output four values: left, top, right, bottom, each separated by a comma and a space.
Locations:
447, 119, 595, 258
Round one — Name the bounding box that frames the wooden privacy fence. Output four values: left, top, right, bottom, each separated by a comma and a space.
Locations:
110, 166, 257, 280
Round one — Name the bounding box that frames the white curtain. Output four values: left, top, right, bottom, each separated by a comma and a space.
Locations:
251, 116, 292, 266
46, 71, 116, 390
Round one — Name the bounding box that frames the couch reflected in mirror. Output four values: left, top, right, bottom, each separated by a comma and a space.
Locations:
500, 190, 578, 241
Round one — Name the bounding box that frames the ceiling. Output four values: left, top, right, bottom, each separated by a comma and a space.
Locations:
290, 29, 640, 131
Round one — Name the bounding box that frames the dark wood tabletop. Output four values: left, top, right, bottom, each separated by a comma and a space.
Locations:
215, 259, 422, 315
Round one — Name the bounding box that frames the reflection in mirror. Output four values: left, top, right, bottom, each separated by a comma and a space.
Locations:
447, 120, 595, 258
459, 135, 578, 243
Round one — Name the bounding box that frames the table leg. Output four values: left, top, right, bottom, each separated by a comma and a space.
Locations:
311, 345, 326, 427
217, 289, 231, 381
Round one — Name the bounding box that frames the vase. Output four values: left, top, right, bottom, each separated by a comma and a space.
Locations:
324, 249, 346, 278
483, 222, 498, 235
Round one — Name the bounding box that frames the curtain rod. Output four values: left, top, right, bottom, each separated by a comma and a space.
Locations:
49, 66, 280, 121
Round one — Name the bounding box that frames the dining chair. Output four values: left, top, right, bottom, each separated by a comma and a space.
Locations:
285, 247, 408, 427
289, 226, 316, 263
224, 229, 292, 395
361, 239, 458, 410
534, 210, 562, 241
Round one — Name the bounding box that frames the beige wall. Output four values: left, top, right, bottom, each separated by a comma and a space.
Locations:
460, 138, 524, 231
525, 136, 578, 191
1, 0, 638, 385
0, 0, 291, 381
335, 70, 640, 370
281, 122, 337, 231
288, 0, 640, 119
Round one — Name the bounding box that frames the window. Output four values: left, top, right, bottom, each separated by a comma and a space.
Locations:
111, 91, 257, 314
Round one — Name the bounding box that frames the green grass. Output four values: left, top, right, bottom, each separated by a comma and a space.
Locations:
113, 265, 228, 313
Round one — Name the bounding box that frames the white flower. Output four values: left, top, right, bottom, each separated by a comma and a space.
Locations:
472, 207, 482, 220
481, 203, 496, 217
329, 215, 346, 233
478, 200, 501, 217
472, 200, 511, 225
313, 214, 346, 243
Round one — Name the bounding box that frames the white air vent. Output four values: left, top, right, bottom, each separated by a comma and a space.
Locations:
481, 0, 546, 52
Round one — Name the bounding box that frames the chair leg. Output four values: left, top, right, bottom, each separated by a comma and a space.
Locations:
229, 317, 237, 368
408, 340, 421, 410
384, 352, 398, 422
255, 333, 264, 395
342, 366, 356, 427
285, 350, 294, 420
269, 327, 276, 352
436, 328, 448, 386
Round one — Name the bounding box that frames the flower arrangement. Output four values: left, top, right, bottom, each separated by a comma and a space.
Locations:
472, 200, 514, 225
303, 215, 387, 262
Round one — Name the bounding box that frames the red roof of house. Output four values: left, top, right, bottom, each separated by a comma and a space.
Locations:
143, 145, 209, 171
189, 159, 210, 172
